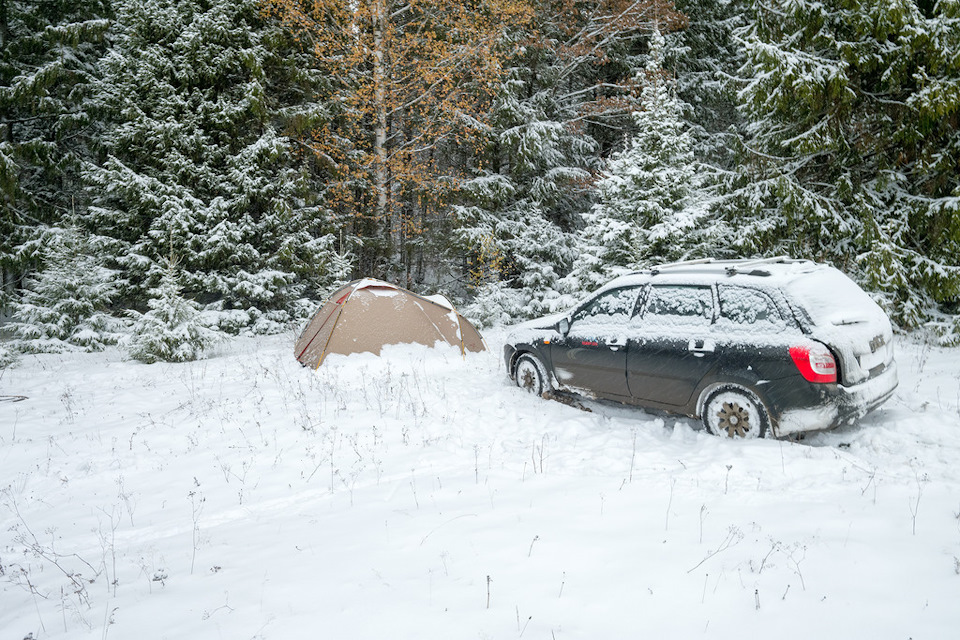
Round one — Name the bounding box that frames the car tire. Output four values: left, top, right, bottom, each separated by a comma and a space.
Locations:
514, 353, 551, 397
701, 385, 769, 439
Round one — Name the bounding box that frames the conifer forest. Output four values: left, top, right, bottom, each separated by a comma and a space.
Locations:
1, 0, 959, 359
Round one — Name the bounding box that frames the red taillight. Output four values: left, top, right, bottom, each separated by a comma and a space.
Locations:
789, 343, 837, 383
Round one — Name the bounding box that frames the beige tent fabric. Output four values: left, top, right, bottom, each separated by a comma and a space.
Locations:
294, 279, 486, 368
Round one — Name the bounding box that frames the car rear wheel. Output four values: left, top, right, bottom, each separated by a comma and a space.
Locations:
702, 385, 768, 439
514, 353, 551, 397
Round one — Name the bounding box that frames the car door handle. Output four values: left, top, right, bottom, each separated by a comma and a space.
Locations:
688, 338, 715, 356
607, 335, 627, 350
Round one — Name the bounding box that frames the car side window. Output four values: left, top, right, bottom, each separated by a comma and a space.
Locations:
641, 285, 714, 325
572, 287, 641, 325
717, 286, 784, 328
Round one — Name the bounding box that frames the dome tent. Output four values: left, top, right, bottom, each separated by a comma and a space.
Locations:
294, 279, 486, 368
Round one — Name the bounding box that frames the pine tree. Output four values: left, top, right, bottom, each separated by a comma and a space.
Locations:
569, 27, 708, 292
0, 0, 110, 294
4, 227, 123, 353
83, 0, 338, 330
125, 258, 220, 363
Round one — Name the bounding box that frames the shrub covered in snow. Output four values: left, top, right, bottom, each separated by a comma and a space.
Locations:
0, 344, 17, 369
125, 260, 221, 363
4, 228, 124, 353
462, 281, 524, 329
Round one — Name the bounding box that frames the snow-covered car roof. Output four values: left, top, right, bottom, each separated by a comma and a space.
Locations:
597, 257, 826, 292
591, 258, 889, 337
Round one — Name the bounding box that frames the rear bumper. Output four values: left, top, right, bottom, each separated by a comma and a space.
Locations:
836, 359, 899, 422
773, 360, 898, 436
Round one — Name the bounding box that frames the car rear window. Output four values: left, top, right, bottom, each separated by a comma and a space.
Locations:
784, 268, 886, 327
717, 286, 784, 328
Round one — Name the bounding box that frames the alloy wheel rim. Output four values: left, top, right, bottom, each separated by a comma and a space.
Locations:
517, 361, 540, 394
716, 401, 752, 438
520, 369, 537, 391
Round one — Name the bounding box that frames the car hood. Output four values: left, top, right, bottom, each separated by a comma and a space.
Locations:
505, 313, 566, 343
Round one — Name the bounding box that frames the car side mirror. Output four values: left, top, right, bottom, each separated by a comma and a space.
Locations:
558, 317, 570, 336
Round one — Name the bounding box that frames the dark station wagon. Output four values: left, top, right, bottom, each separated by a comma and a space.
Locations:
504, 258, 898, 438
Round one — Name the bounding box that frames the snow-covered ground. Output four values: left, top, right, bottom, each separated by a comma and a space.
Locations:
1, 331, 959, 639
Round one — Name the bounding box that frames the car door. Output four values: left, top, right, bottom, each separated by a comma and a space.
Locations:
626, 284, 718, 407
550, 286, 642, 398
711, 284, 796, 382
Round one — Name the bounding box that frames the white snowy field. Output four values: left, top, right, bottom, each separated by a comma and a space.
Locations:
1, 331, 959, 640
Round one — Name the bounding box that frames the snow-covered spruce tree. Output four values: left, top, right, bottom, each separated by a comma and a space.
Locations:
4, 227, 123, 353
454, 68, 594, 324
83, 0, 340, 331
665, 0, 748, 166
455, 1, 687, 324
725, 0, 960, 337
880, 0, 960, 343
569, 27, 710, 292
125, 258, 220, 364
459, 197, 580, 326
0, 0, 109, 293
0, 342, 18, 369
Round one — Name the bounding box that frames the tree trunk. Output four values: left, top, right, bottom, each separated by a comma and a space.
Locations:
0, 0, 8, 49
369, 0, 389, 256
1, 0, 11, 144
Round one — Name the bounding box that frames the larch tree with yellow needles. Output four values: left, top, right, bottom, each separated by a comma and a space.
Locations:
263, 0, 535, 284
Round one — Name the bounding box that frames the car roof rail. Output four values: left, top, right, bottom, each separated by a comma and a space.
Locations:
647, 256, 811, 276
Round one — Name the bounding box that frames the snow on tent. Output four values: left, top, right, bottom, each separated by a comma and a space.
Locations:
294, 279, 486, 368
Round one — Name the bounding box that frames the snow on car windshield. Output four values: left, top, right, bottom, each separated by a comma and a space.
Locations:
785, 267, 887, 328
572, 287, 639, 324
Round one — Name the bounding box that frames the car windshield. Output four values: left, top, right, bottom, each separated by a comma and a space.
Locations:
785, 268, 887, 327
573, 287, 640, 324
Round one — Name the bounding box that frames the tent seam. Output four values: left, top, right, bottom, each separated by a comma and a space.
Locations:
315, 303, 348, 369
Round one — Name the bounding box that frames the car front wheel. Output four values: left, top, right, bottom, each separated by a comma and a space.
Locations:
514, 353, 551, 397
702, 385, 768, 439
